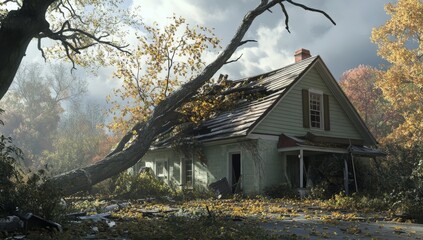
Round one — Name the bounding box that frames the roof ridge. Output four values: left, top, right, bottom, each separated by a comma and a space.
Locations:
231, 55, 319, 83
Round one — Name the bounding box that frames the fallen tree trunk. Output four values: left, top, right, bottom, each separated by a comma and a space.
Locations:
50, 0, 335, 195
50, 0, 284, 195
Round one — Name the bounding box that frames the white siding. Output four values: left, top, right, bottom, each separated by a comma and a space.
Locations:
253, 68, 362, 140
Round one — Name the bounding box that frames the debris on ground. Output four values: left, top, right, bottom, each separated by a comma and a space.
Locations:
2, 197, 423, 239
0, 216, 23, 232
208, 177, 232, 198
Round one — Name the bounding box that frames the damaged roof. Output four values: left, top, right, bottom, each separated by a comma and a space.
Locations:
153, 56, 319, 148
194, 56, 318, 142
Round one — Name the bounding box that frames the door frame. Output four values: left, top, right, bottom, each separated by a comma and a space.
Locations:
228, 151, 242, 192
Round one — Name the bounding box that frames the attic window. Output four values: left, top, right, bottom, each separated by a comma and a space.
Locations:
309, 91, 323, 129
302, 89, 330, 130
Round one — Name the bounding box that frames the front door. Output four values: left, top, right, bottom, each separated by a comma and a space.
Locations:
229, 153, 241, 193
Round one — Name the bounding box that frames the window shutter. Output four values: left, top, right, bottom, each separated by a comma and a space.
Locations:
302, 89, 310, 128
323, 94, 330, 131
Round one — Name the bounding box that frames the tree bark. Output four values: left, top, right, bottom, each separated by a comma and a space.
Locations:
0, 0, 55, 99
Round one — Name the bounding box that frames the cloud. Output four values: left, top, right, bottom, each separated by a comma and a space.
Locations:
130, 0, 229, 26
18, 0, 393, 118
125, 0, 392, 81
220, 23, 293, 79
218, 0, 392, 79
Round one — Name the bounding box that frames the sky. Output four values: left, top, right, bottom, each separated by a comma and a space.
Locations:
20, 0, 393, 109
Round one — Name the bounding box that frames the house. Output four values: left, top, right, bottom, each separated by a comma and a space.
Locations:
136, 49, 384, 195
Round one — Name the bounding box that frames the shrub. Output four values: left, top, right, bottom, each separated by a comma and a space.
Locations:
174, 188, 215, 201
113, 170, 173, 199
0, 127, 64, 220
264, 183, 298, 199
91, 177, 118, 196
320, 192, 390, 213
0, 134, 24, 216
13, 170, 64, 220
309, 181, 331, 199
324, 192, 355, 209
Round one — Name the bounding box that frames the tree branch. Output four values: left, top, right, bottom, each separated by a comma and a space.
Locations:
279, 2, 291, 33
37, 37, 47, 61
239, 39, 257, 47
106, 122, 144, 158
225, 53, 243, 65
36, 20, 130, 70
286, 0, 336, 25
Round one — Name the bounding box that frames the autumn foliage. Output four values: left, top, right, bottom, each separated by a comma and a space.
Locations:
340, 1, 423, 211
339, 65, 402, 141
371, 0, 423, 148
108, 16, 220, 134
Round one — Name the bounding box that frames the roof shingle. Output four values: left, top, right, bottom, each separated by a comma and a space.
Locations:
192, 56, 318, 142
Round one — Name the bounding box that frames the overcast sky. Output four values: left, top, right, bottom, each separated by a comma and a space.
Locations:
20, 0, 393, 109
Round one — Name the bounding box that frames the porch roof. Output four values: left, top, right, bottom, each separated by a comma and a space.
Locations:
277, 133, 386, 157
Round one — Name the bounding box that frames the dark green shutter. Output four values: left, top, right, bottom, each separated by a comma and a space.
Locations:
302, 89, 310, 128
323, 94, 330, 131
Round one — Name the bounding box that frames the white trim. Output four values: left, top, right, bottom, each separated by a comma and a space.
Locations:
247, 133, 279, 141
248, 60, 318, 135
278, 145, 348, 154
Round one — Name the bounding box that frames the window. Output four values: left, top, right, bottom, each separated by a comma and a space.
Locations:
302, 89, 330, 131
309, 91, 323, 129
155, 160, 168, 181
184, 159, 193, 187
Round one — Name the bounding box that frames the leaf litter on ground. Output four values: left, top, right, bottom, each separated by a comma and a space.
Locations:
2, 196, 414, 239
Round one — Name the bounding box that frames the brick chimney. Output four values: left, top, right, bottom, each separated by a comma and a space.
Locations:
294, 48, 311, 63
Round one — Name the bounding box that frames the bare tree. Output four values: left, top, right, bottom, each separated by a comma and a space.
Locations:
0, 0, 128, 99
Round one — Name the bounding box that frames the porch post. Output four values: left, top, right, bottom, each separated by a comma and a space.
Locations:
299, 149, 304, 188
343, 156, 349, 195
351, 153, 358, 193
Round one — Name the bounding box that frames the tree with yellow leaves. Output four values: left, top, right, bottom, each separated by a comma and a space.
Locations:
371, 0, 423, 148
108, 16, 220, 135
370, 1, 423, 208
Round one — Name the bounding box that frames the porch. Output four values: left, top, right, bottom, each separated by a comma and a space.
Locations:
278, 133, 385, 195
